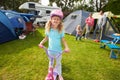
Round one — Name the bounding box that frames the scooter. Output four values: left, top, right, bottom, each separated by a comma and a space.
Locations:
39, 45, 64, 80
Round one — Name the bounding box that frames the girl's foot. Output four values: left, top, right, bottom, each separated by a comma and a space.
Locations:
59, 75, 64, 80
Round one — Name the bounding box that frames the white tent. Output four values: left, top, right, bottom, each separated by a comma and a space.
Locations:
92, 11, 119, 40
92, 11, 114, 19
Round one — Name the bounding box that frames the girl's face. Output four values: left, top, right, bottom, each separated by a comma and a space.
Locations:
51, 16, 61, 28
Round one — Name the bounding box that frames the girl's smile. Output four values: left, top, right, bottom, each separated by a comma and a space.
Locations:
51, 16, 61, 28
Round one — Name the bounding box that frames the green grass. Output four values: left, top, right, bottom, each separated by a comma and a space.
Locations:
0, 28, 120, 80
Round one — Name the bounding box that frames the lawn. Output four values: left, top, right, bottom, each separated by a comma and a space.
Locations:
0, 28, 120, 80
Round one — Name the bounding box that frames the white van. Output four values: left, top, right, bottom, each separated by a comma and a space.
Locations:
19, 2, 61, 25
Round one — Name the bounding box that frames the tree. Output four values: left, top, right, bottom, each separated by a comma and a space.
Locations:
74, 0, 108, 12
103, 0, 120, 14
95, 0, 108, 11
49, 0, 78, 17
73, 0, 94, 12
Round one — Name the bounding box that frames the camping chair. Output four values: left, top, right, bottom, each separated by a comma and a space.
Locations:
25, 21, 36, 36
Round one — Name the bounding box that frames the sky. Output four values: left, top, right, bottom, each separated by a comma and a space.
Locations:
41, 0, 49, 6
40, 0, 58, 7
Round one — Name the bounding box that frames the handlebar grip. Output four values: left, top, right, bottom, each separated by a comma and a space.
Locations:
64, 50, 69, 53
38, 44, 44, 48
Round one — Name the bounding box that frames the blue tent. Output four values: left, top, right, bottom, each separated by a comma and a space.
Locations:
19, 13, 34, 21
2, 10, 26, 30
2, 10, 34, 22
0, 10, 35, 43
0, 10, 17, 43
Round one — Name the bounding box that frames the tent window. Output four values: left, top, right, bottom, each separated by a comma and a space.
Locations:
71, 15, 77, 19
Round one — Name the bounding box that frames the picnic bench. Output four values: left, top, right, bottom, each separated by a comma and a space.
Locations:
106, 44, 120, 58
100, 33, 120, 59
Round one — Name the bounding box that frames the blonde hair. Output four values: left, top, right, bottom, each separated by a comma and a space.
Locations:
45, 20, 64, 33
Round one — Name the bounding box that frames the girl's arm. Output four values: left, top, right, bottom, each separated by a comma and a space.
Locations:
39, 36, 48, 46
62, 37, 70, 52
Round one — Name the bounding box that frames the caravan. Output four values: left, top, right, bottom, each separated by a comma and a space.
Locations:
19, 2, 61, 25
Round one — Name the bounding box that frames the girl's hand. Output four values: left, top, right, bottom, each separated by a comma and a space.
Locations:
38, 44, 44, 48
64, 47, 70, 53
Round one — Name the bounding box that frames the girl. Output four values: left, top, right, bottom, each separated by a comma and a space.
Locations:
75, 25, 82, 40
39, 9, 70, 80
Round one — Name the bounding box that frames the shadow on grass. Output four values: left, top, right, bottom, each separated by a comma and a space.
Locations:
62, 63, 74, 80
0, 29, 44, 55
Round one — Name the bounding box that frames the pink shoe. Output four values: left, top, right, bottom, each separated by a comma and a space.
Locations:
45, 67, 54, 80
45, 73, 54, 80
48, 67, 53, 74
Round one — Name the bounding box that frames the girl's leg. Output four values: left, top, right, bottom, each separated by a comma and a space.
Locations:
76, 34, 78, 40
78, 34, 81, 40
49, 58, 54, 67
76, 34, 81, 40
54, 56, 62, 77
48, 51, 55, 68
48, 57, 54, 74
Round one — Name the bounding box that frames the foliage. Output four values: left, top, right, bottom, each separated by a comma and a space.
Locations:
49, 0, 78, 17
49, 0, 108, 16
0, 28, 120, 80
0, 0, 120, 21
95, 0, 108, 11
103, 0, 120, 15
